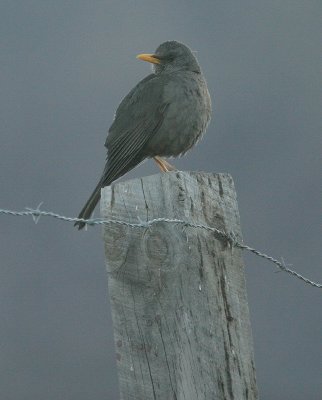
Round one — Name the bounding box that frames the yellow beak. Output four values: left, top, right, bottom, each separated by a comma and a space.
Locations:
136, 53, 161, 64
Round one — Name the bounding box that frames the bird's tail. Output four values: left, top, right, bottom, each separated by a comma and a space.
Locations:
74, 180, 102, 230
75, 153, 147, 230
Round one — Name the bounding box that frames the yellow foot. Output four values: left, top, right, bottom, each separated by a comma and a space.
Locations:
154, 156, 177, 172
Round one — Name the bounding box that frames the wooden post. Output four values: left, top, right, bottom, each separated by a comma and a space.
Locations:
101, 171, 258, 400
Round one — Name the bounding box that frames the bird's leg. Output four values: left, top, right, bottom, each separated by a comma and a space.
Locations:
161, 158, 177, 171
153, 156, 168, 172
154, 156, 177, 172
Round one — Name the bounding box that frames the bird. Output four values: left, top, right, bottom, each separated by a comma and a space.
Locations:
75, 40, 211, 229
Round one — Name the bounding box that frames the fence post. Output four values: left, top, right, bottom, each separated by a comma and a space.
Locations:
101, 171, 258, 400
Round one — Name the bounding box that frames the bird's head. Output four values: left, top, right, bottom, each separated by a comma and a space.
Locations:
137, 41, 201, 75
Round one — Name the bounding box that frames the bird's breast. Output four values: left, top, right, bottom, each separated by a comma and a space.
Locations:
145, 73, 211, 157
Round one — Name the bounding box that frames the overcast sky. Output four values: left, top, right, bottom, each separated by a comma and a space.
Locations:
1, 1, 321, 399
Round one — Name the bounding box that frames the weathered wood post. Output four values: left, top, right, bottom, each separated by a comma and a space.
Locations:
101, 171, 258, 400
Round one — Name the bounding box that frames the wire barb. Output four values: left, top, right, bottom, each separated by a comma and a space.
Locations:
0, 206, 321, 289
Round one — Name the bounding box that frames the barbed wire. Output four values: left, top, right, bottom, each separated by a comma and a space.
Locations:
0, 206, 321, 289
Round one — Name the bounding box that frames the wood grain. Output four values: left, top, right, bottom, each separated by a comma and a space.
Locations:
101, 171, 258, 400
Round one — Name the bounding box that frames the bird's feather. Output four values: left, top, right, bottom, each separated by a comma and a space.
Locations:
101, 74, 170, 186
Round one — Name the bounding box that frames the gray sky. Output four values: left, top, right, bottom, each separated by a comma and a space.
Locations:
1, 1, 321, 399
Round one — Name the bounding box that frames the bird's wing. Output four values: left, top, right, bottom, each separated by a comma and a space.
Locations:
101, 74, 169, 185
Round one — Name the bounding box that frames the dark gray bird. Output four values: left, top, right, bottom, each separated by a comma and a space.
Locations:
75, 41, 211, 229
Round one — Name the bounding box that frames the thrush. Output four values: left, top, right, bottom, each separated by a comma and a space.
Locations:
75, 41, 211, 229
